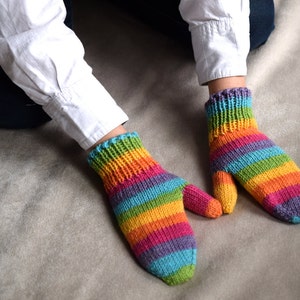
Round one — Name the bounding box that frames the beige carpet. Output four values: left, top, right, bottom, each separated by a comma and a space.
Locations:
1, 0, 300, 299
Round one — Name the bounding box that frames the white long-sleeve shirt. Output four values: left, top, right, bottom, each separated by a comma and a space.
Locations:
0, 0, 250, 150
179, 0, 250, 84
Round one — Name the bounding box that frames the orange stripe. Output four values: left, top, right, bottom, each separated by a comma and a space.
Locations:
205, 200, 222, 218
209, 119, 258, 145
209, 127, 259, 153
213, 171, 235, 185
125, 212, 188, 247
212, 171, 237, 213
244, 161, 300, 191
102, 156, 157, 190
120, 200, 183, 236
99, 147, 152, 177
249, 172, 300, 204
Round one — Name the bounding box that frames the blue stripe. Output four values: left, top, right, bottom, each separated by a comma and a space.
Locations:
273, 196, 300, 224
113, 177, 186, 216
147, 249, 197, 278
110, 172, 178, 208
292, 217, 300, 224
139, 235, 196, 268
226, 146, 285, 174
206, 96, 252, 118
87, 132, 140, 162
210, 138, 275, 173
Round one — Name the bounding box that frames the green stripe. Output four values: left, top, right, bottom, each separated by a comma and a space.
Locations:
89, 135, 145, 171
116, 186, 183, 225
236, 153, 291, 184
99, 135, 143, 165
162, 265, 196, 286
207, 106, 254, 132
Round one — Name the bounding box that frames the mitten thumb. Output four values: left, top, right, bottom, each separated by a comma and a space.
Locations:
212, 171, 237, 214
182, 183, 222, 218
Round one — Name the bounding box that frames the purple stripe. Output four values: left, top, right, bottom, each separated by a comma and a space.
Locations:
272, 196, 300, 223
210, 138, 276, 173
262, 184, 300, 213
109, 172, 178, 209
210, 132, 268, 161
137, 235, 196, 268
206, 87, 252, 106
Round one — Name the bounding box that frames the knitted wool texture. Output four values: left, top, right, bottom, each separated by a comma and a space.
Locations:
205, 87, 300, 223
88, 132, 222, 285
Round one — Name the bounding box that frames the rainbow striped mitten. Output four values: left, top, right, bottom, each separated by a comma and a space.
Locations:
205, 87, 300, 223
88, 132, 222, 285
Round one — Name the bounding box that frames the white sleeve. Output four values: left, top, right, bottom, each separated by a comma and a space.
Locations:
179, 0, 250, 85
0, 0, 128, 150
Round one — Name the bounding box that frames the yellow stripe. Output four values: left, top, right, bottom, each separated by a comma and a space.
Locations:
209, 118, 258, 144
99, 147, 151, 178
127, 212, 187, 248
244, 160, 300, 191
120, 200, 183, 235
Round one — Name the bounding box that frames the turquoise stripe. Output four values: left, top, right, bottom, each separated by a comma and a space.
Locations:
206, 96, 252, 118
226, 146, 284, 174
292, 216, 300, 224
97, 131, 139, 150
148, 249, 196, 277
113, 177, 186, 216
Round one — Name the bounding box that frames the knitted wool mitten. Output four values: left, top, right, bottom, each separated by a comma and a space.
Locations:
205, 87, 300, 223
88, 132, 222, 285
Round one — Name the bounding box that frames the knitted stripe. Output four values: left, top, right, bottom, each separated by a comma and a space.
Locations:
100, 155, 157, 192
205, 88, 258, 144
210, 132, 270, 162
273, 197, 300, 223
244, 161, 299, 190
182, 185, 219, 217
150, 249, 196, 278
209, 128, 263, 154
109, 168, 177, 207
89, 133, 144, 167
113, 177, 186, 217
88, 132, 197, 285
138, 235, 195, 267
132, 223, 194, 257
208, 119, 258, 144
119, 201, 183, 233
206, 88, 300, 223
211, 143, 284, 173
125, 212, 188, 247
264, 191, 300, 220
236, 154, 292, 184
162, 265, 196, 285
251, 175, 300, 205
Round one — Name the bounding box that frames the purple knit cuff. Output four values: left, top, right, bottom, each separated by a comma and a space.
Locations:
205, 87, 252, 107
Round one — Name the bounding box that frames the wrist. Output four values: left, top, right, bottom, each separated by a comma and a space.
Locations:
208, 76, 246, 95
88, 125, 127, 152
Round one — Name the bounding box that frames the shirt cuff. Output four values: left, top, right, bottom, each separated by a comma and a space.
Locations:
190, 17, 249, 85
43, 75, 129, 150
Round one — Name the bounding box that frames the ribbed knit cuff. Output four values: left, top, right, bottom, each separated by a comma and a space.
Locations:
205, 88, 258, 144
87, 132, 157, 191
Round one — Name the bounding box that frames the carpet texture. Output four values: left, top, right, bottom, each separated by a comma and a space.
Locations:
0, 0, 299, 299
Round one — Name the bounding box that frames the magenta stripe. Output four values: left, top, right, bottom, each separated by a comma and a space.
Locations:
132, 222, 193, 257
138, 235, 196, 268
262, 184, 300, 213
183, 184, 212, 214
210, 132, 268, 162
